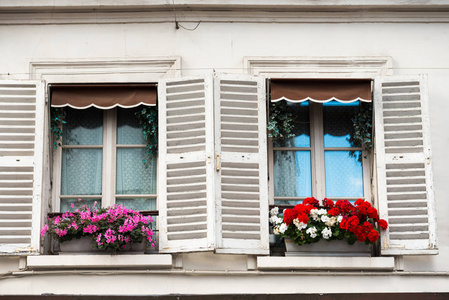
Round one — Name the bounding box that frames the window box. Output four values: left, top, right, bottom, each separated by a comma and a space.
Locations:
284, 238, 371, 257
58, 237, 146, 255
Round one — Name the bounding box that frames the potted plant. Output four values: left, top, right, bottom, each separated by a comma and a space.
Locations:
270, 198, 388, 256
41, 201, 156, 254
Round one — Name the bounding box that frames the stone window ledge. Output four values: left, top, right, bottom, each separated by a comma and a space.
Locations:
257, 256, 394, 271
27, 254, 172, 269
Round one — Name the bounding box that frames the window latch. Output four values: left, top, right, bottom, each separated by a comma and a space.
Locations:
216, 154, 221, 171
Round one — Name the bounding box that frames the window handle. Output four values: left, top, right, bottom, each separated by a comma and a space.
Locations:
216, 154, 220, 171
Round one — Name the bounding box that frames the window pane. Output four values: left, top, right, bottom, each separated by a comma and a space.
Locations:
63, 108, 103, 145
116, 148, 157, 195
117, 107, 145, 145
61, 148, 103, 195
324, 151, 364, 198
273, 101, 310, 148
274, 150, 312, 197
60, 198, 99, 212
323, 101, 359, 148
116, 198, 157, 211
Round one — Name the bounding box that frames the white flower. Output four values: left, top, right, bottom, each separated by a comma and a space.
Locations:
321, 215, 330, 224
337, 216, 343, 223
279, 223, 288, 234
293, 218, 307, 230
310, 209, 319, 221
306, 227, 317, 238
270, 207, 279, 217
270, 216, 283, 225
322, 227, 332, 239
273, 226, 280, 235
326, 216, 337, 227
318, 209, 327, 215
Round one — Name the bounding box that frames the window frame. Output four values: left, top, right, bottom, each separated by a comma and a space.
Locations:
52, 107, 157, 212
268, 101, 372, 205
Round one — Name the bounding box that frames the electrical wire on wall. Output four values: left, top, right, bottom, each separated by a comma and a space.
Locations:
172, 0, 201, 31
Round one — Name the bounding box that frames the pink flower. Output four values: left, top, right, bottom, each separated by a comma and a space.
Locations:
40, 224, 49, 236
83, 224, 99, 234
70, 203, 75, 208
55, 227, 68, 237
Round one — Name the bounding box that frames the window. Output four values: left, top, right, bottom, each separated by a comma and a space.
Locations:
50, 84, 158, 213
55, 106, 157, 212
271, 100, 370, 205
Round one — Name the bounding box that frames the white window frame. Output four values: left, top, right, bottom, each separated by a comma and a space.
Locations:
52, 108, 157, 211
270, 101, 371, 204
28, 57, 180, 214
245, 56, 392, 206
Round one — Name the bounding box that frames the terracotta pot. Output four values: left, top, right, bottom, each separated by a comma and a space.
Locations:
58, 237, 146, 255
284, 238, 372, 257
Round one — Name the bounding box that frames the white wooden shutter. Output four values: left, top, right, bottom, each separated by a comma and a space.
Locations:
158, 75, 217, 253
374, 75, 438, 255
0, 80, 45, 254
214, 74, 269, 255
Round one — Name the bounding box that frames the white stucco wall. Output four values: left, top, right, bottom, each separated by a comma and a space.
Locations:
0, 14, 449, 294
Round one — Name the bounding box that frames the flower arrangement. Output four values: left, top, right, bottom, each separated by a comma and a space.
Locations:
270, 197, 388, 246
41, 201, 155, 253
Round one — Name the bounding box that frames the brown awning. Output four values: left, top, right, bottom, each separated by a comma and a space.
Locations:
270, 79, 372, 103
50, 84, 157, 109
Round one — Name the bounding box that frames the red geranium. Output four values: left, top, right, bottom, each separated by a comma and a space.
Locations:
367, 207, 379, 220
354, 226, 367, 242
378, 219, 388, 230
283, 209, 294, 225
328, 207, 340, 216
362, 221, 373, 231
346, 216, 360, 232
324, 198, 335, 209
368, 229, 380, 243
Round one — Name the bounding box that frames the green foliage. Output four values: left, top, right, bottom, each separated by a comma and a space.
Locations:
348, 102, 373, 153
50, 108, 66, 149
135, 106, 158, 164
267, 101, 295, 141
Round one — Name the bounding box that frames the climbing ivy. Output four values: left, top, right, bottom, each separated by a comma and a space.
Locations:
267, 101, 295, 141
348, 102, 373, 159
50, 107, 66, 149
135, 106, 158, 164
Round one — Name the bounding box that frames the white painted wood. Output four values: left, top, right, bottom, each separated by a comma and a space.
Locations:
257, 256, 394, 271
27, 254, 173, 269
214, 74, 269, 255
158, 75, 216, 253
374, 75, 438, 255
0, 80, 44, 255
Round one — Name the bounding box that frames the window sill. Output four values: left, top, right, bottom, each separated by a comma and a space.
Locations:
27, 254, 172, 269
257, 256, 394, 271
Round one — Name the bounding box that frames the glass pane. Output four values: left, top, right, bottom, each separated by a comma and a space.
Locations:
116, 198, 157, 211
61, 148, 103, 195
117, 107, 145, 145
323, 101, 359, 148
272, 101, 310, 148
63, 108, 103, 145
325, 151, 364, 198
274, 199, 303, 206
116, 148, 157, 195
273, 150, 312, 197
60, 198, 99, 212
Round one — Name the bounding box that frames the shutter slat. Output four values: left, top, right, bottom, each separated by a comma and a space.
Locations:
215, 74, 268, 255
158, 75, 216, 253
375, 75, 437, 255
